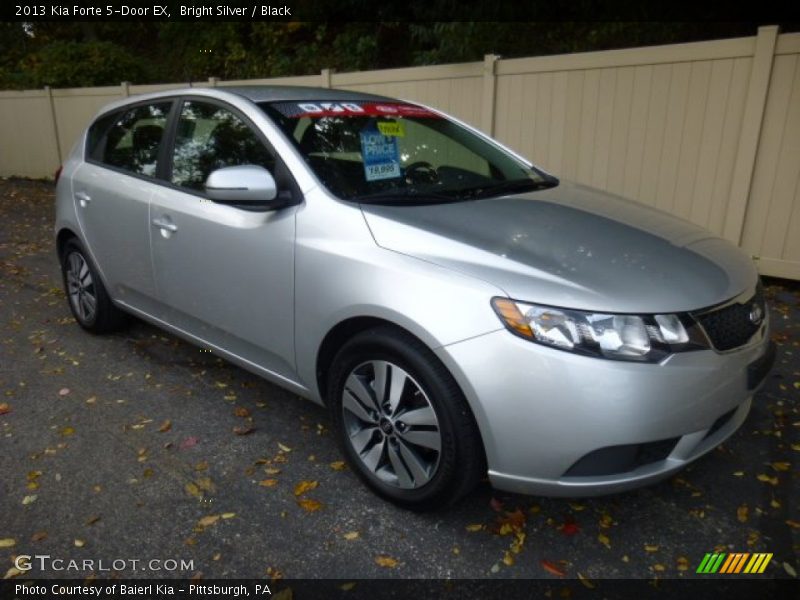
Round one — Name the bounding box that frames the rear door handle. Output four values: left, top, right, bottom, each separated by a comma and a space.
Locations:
151, 217, 177, 233
74, 191, 91, 206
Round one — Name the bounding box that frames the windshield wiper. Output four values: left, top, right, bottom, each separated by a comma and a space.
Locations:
460, 177, 559, 199
356, 188, 462, 205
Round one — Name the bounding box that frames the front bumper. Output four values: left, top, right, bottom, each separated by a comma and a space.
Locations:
436, 326, 773, 497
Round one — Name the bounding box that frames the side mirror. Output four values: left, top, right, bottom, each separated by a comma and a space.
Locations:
205, 165, 279, 205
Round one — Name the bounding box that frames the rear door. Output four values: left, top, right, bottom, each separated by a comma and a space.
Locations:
149, 98, 298, 380
72, 100, 174, 313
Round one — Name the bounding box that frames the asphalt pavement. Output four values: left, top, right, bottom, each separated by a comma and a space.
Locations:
0, 178, 797, 582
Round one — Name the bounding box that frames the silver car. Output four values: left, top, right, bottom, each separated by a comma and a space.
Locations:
55, 86, 775, 510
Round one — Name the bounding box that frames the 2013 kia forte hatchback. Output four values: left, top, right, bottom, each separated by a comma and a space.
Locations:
55, 86, 775, 510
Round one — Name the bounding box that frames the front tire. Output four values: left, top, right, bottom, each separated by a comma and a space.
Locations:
328, 327, 485, 510
60, 238, 128, 333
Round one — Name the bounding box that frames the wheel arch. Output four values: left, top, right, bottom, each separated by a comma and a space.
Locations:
316, 316, 401, 406
56, 227, 79, 262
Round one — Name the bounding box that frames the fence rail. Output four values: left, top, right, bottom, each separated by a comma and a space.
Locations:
1, 26, 798, 280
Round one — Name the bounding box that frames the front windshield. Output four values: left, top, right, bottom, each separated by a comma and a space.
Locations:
260, 100, 557, 203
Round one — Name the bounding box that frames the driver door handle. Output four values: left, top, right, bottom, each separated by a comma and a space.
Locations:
151, 217, 177, 233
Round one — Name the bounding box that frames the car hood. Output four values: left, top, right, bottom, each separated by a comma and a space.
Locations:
360, 181, 758, 314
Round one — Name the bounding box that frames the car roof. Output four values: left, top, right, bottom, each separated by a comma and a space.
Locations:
91, 85, 401, 121
221, 85, 395, 103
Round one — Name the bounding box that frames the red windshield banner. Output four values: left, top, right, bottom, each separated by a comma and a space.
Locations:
272, 101, 442, 119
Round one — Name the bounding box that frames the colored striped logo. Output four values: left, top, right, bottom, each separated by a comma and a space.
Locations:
696, 552, 773, 574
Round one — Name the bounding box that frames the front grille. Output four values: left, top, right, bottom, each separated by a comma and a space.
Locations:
695, 284, 765, 351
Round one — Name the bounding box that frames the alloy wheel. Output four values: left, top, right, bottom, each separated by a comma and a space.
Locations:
65, 251, 97, 323
341, 360, 441, 489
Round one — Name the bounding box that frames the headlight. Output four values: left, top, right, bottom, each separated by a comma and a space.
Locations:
491, 298, 704, 362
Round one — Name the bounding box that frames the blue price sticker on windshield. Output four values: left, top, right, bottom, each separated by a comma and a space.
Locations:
360, 127, 401, 181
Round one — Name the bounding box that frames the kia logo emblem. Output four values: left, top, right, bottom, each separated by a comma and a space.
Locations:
749, 303, 763, 325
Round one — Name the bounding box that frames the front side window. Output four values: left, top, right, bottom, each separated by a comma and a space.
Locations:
261, 100, 556, 203
171, 101, 275, 191
93, 102, 172, 177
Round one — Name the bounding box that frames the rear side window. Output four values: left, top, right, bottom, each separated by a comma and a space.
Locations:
170, 101, 276, 191
89, 102, 172, 178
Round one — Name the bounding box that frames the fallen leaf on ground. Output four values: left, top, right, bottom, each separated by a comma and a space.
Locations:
221, 513, 236, 519
259, 478, 279, 487
185, 483, 202, 498
785, 520, 800, 529
645, 544, 659, 553
4, 567, 22, 579
0, 539, 15, 548
577, 573, 595, 588
343, 531, 360, 540
180, 437, 199, 450
502, 551, 514, 566
60, 426, 75, 436
74, 539, 85, 547
560, 519, 580, 536
158, 420, 172, 432
0, 403, 11, 415
340, 582, 356, 591
329, 461, 346, 471
233, 407, 250, 418
598, 533, 611, 549
233, 425, 255, 436
297, 498, 323, 512
540, 559, 565, 577
784, 562, 797, 578
294, 480, 319, 496
22, 495, 37, 505
278, 443, 292, 452
465, 524, 483, 532
58, 388, 70, 396
31, 531, 47, 541
85, 516, 101, 526
198, 515, 220, 528
375, 555, 399, 568
737, 504, 749, 523
770, 462, 791, 472
757, 473, 779, 485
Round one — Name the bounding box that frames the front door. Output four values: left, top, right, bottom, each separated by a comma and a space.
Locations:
149, 99, 297, 380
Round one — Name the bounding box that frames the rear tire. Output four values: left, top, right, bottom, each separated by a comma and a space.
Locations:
60, 238, 128, 333
328, 326, 485, 510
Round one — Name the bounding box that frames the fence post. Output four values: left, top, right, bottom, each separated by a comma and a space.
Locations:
722, 25, 780, 244
481, 54, 499, 135
120, 81, 130, 97
44, 86, 62, 166
208, 77, 219, 87
321, 68, 333, 88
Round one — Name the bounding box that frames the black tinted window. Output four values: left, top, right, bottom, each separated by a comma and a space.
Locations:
97, 103, 172, 177
171, 101, 275, 191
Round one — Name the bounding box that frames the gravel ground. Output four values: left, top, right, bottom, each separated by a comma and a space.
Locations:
0, 178, 797, 583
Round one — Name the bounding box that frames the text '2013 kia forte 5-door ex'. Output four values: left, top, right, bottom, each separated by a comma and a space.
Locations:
55, 86, 775, 510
